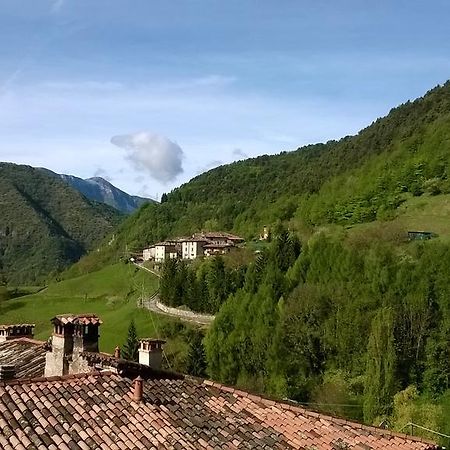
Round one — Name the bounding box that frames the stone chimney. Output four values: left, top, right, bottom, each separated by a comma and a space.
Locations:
138, 339, 166, 370
45, 314, 102, 377
132, 376, 144, 402
0, 324, 35, 342
0, 365, 15, 381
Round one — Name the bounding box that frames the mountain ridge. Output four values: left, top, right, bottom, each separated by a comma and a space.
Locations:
0, 162, 123, 284
38, 169, 154, 214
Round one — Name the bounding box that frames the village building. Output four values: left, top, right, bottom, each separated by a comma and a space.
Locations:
0, 314, 442, 449
203, 241, 234, 256
193, 231, 245, 246
143, 232, 245, 262
260, 225, 270, 240
153, 241, 179, 262
142, 246, 155, 261
181, 237, 208, 260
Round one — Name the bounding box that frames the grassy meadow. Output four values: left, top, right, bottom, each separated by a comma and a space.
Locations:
1, 262, 189, 365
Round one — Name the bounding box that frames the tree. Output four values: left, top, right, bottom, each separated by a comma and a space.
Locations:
160, 193, 168, 203
0, 285, 9, 302
122, 319, 139, 361
363, 308, 397, 423
186, 331, 207, 377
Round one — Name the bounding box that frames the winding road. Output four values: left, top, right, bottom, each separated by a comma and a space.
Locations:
133, 262, 215, 326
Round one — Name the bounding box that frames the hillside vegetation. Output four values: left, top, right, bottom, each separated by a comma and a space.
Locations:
205, 228, 450, 443
77, 81, 450, 442
0, 163, 123, 284
88, 81, 450, 258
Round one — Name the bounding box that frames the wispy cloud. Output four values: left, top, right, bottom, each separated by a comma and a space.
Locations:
93, 167, 112, 181
50, 0, 65, 14
232, 148, 248, 159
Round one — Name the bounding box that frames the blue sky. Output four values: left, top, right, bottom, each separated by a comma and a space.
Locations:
0, 0, 449, 198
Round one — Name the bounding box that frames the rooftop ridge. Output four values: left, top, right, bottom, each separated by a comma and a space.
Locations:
82, 351, 185, 381
8, 337, 46, 345
0, 369, 114, 387
201, 379, 439, 447
0, 323, 35, 328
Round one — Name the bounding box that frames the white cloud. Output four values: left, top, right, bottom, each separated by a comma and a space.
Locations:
111, 132, 184, 183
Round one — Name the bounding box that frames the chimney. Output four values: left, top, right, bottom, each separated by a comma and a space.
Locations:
0, 324, 35, 342
114, 346, 121, 358
45, 314, 102, 377
132, 376, 144, 402
0, 365, 15, 381
138, 339, 166, 370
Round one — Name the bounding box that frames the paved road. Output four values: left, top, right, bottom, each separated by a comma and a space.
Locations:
132, 262, 161, 278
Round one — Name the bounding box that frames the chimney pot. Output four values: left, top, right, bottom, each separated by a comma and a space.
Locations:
132, 376, 144, 402
114, 346, 121, 358
0, 365, 15, 381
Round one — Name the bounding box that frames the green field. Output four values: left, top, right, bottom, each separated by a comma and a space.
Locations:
1, 263, 187, 359
313, 193, 450, 246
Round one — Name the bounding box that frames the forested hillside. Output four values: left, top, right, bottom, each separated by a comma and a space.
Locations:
105, 81, 450, 254
205, 230, 450, 442
59, 82, 450, 440
0, 163, 123, 284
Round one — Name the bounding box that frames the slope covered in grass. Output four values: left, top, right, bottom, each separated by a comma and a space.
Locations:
0, 263, 178, 356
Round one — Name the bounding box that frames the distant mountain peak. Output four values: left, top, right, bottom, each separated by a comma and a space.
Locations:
55, 172, 155, 214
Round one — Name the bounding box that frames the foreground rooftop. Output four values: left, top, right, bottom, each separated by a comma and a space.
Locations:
0, 371, 439, 450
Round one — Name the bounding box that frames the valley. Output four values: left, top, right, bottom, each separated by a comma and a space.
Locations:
1, 81, 449, 445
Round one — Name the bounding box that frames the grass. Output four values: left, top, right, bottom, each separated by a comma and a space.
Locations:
0, 262, 188, 359
339, 193, 450, 245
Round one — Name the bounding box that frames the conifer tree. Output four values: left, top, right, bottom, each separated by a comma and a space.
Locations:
122, 319, 139, 362
363, 307, 397, 423
186, 331, 207, 377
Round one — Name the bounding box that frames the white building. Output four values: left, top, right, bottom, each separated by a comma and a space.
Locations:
181, 238, 208, 260
142, 247, 155, 261
154, 242, 178, 263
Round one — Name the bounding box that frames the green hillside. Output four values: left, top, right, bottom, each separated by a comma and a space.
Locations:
0, 263, 192, 370
0, 163, 123, 284
97, 81, 450, 256
74, 81, 450, 443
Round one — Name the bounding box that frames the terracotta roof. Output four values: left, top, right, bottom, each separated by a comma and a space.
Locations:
0, 372, 439, 450
154, 241, 178, 247
0, 338, 46, 379
204, 243, 233, 248
194, 231, 244, 241
0, 324, 34, 331
181, 237, 209, 243
51, 314, 102, 325
81, 352, 182, 381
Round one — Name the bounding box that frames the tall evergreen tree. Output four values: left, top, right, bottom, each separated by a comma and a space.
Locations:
122, 319, 139, 362
363, 307, 397, 423
186, 331, 207, 377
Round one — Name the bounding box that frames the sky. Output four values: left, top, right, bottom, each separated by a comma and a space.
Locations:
0, 1, 449, 199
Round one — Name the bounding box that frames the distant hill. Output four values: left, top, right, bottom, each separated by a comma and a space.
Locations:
0, 163, 124, 284
39, 170, 154, 214
100, 81, 450, 253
